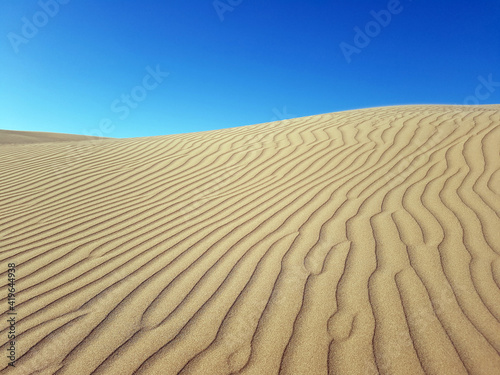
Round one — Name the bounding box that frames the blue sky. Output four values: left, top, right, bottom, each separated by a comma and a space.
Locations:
1, 0, 499, 138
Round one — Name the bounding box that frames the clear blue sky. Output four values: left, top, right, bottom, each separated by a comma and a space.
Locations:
1, 0, 499, 138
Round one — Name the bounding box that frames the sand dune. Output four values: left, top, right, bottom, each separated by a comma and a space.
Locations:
1, 105, 499, 375
0, 130, 107, 145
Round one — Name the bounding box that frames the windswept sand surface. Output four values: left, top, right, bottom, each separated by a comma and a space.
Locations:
1, 105, 500, 375
0, 130, 107, 145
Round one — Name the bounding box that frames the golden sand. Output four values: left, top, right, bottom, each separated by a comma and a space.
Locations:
0, 130, 105, 145
0, 105, 499, 374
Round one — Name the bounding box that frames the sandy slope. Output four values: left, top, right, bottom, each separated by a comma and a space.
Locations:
0, 130, 107, 145
0, 105, 499, 375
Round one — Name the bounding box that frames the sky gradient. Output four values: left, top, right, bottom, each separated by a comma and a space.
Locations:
1, 0, 499, 138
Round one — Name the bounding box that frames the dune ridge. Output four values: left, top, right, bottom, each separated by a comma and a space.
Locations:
0, 130, 108, 145
0, 105, 499, 374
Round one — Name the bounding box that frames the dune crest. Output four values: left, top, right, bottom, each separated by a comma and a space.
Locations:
1, 105, 499, 374
0, 130, 108, 145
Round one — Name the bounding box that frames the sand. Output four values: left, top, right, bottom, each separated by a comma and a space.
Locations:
0, 104, 499, 375
0, 130, 107, 145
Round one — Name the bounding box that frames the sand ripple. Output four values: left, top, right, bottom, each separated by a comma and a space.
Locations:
0, 105, 499, 374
